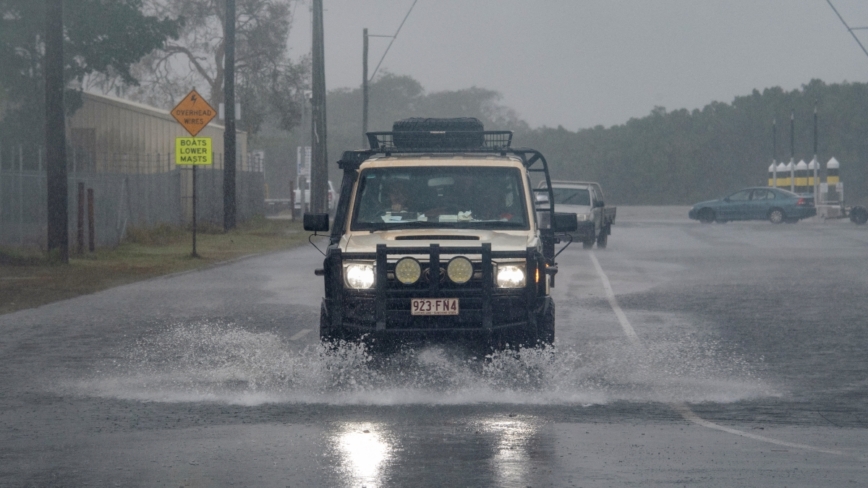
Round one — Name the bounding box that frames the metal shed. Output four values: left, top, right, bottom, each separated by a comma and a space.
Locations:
68, 92, 248, 173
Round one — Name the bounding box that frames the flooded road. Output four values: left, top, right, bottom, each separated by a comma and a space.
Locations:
1, 207, 866, 486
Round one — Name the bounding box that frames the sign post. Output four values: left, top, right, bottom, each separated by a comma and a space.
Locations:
172, 90, 217, 257
175, 137, 213, 257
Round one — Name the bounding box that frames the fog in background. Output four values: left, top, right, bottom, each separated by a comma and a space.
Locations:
288, 0, 868, 130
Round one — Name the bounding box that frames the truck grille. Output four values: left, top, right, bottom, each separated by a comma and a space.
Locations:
329, 243, 544, 332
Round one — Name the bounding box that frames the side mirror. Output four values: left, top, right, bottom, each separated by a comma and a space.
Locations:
552, 212, 578, 232
594, 200, 605, 208
303, 213, 329, 232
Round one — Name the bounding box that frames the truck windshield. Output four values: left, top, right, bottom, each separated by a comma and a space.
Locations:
351, 166, 529, 231
552, 188, 590, 206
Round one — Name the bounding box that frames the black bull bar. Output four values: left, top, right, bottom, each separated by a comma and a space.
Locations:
323, 243, 547, 332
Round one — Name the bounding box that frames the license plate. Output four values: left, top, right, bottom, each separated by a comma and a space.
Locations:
411, 298, 459, 316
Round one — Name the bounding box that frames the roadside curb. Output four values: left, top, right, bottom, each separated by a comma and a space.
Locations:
150, 244, 307, 281
0, 241, 309, 317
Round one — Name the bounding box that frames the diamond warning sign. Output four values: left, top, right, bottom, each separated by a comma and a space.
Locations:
171, 89, 216, 137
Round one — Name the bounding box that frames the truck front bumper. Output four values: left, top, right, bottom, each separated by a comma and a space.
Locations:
328, 293, 546, 334
322, 243, 548, 336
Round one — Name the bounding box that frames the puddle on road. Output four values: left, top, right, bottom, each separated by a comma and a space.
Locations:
73, 321, 775, 406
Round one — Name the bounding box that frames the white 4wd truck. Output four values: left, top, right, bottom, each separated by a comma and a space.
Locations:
540, 181, 616, 249
303, 118, 577, 348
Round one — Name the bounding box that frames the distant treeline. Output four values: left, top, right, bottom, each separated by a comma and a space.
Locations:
268, 75, 868, 205
518, 79, 868, 205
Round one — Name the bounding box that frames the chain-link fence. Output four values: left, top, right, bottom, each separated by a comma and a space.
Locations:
0, 150, 264, 250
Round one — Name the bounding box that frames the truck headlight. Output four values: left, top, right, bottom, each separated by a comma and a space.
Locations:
576, 212, 592, 222
344, 263, 375, 289
496, 263, 525, 288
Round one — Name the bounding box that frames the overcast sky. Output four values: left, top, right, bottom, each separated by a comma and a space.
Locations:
287, 1, 868, 130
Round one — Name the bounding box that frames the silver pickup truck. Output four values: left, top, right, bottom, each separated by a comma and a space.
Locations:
539, 180, 616, 249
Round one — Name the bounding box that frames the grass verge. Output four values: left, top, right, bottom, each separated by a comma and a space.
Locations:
0, 216, 310, 315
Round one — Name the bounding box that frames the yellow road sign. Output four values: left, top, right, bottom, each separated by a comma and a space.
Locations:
171, 89, 216, 137
175, 137, 213, 165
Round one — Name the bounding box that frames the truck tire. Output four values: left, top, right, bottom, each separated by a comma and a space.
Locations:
319, 302, 342, 344
850, 206, 868, 225
582, 237, 595, 249
596, 226, 609, 249
392, 117, 484, 148
392, 117, 484, 132
516, 299, 555, 349
538, 300, 555, 346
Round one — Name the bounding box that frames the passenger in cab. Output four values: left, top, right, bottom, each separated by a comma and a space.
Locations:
386, 180, 411, 212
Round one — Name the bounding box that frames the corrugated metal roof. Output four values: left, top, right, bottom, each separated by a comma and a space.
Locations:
81, 91, 230, 131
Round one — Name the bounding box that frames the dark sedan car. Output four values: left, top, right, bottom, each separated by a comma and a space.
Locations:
689, 187, 816, 224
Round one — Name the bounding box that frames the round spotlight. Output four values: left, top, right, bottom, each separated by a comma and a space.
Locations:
395, 257, 422, 285
447, 256, 474, 284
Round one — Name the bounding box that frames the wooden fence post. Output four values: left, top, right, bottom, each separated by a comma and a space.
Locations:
77, 182, 85, 254
87, 188, 95, 252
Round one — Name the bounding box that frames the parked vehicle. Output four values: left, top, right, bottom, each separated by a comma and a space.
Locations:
294, 180, 336, 213
688, 187, 816, 224
538, 181, 616, 249
303, 117, 577, 348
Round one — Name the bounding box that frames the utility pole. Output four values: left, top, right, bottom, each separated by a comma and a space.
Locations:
223, 0, 237, 230
45, 0, 68, 263
362, 28, 368, 146
772, 118, 777, 188
772, 118, 777, 163
310, 0, 328, 214
361, 29, 392, 145
790, 110, 795, 192
813, 103, 819, 204
362, 1, 418, 145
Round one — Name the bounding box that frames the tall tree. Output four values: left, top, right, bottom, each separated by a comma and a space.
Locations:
319, 74, 868, 206
116, 0, 309, 136
0, 0, 182, 154
325, 72, 528, 163
520, 80, 868, 205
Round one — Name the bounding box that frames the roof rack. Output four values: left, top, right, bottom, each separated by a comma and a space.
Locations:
337, 129, 552, 192
337, 140, 550, 175
366, 130, 513, 152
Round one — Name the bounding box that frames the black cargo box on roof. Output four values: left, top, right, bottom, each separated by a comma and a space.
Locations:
391, 117, 485, 149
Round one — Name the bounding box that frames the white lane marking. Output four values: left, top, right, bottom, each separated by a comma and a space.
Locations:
671, 403, 844, 455
589, 252, 639, 344
289, 328, 313, 341
589, 251, 845, 456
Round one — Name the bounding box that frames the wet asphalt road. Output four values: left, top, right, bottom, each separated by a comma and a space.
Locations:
1, 207, 867, 487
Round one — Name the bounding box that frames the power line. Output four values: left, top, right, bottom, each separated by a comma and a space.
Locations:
826, 0, 868, 60
370, 0, 419, 81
